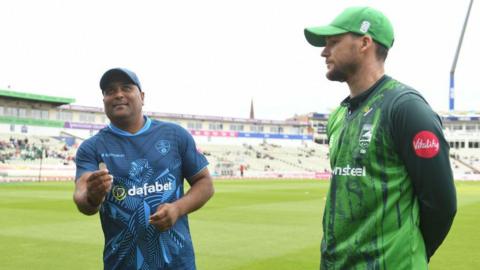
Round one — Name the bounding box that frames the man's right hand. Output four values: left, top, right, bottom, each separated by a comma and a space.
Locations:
85, 169, 113, 207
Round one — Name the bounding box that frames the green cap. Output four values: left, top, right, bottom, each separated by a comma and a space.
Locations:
304, 6, 394, 49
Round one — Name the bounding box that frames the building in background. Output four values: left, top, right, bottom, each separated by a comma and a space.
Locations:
0, 89, 478, 181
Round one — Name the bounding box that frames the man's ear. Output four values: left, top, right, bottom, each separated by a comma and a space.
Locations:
359, 35, 374, 53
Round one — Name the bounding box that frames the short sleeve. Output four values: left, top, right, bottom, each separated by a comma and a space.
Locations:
178, 127, 209, 179
75, 139, 100, 180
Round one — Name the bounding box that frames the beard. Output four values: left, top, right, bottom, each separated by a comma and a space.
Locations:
325, 42, 360, 82
325, 60, 359, 82
326, 68, 348, 82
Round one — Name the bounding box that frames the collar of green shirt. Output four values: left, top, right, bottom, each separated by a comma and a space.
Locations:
341, 75, 388, 113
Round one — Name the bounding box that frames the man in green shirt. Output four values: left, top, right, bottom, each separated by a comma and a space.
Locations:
304, 6, 457, 269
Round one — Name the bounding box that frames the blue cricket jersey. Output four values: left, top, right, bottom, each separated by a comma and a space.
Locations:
75, 117, 209, 270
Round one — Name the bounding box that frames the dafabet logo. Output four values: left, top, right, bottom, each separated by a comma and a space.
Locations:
112, 185, 127, 201
111, 181, 173, 201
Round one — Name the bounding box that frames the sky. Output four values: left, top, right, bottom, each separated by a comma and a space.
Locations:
0, 0, 478, 120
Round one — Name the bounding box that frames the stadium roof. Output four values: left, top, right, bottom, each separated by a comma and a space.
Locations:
0, 89, 75, 106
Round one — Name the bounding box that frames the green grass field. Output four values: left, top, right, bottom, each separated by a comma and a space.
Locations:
0, 179, 479, 269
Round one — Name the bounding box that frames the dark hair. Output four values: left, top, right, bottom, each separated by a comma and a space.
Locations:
374, 41, 389, 62
350, 33, 389, 62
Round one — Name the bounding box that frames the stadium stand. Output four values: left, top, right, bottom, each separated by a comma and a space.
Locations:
197, 141, 331, 178
0, 132, 78, 181
450, 149, 480, 175
0, 89, 479, 181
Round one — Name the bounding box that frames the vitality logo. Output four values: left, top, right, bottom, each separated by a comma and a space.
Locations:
413, 130, 440, 158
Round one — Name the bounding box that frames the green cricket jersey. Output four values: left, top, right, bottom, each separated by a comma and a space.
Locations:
321, 76, 457, 270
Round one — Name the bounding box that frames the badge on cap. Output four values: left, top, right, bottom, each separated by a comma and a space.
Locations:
360, 21, 370, 33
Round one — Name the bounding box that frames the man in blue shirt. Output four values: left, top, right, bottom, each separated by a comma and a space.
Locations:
73, 67, 214, 270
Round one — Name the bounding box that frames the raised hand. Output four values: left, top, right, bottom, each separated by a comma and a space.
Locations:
86, 169, 113, 207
